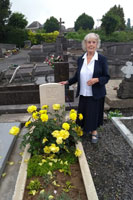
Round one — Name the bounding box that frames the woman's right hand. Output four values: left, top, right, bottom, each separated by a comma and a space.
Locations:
59, 81, 68, 85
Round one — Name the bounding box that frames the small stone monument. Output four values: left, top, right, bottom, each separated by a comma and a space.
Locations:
0, 48, 4, 58
39, 83, 65, 111
117, 61, 133, 98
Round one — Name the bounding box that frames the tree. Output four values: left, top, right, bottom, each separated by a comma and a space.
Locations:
101, 5, 125, 34
8, 12, 28, 29
74, 13, 94, 31
44, 16, 59, 33
101, 13, 120, 34
0, 0, 11, 42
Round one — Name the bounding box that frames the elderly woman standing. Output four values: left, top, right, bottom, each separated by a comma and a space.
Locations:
60, 33, 110, 143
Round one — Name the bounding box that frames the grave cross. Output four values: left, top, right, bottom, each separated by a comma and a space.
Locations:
59, 18, 64, 35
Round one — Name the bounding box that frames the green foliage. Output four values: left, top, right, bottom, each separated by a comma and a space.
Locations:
44, 16, 59, 33
27, 30, 59, 44
0, 0, 11, 26
74, 13, 94, 31
38, 191, 72, 200
8, 12, 28, 29
101, 4, 125, 34
65, 29, 133, 42
27, 179, 41, 190
108, 109, 123, 119
27, 153, 77, 178
4, 26, 28, 47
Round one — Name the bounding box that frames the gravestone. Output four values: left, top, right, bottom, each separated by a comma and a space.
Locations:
117, 61, 133, 98
39, 83, 65, 111
24, 40, 31, 49
0, 122, 21, 178
54, 62, 69, 82
29, 44, 45, 62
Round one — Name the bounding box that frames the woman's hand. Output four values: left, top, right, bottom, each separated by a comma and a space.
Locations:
59, 81, 69, 85
87, 78, 99, 86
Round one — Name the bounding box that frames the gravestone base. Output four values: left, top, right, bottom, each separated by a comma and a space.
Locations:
117, 76, 133, 99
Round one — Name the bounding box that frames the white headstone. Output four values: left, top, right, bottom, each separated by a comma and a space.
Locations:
121, 61, 133, 78
39, 83, 65, 110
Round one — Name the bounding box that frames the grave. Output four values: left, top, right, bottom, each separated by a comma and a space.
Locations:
24, 40, 31, 49
0, 122, 21, 178
39, 83, 65, 111
117, 61, 133, 98
0, 48, 4, 58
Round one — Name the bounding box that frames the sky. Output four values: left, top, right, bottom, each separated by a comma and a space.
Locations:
10, 0, 133, 28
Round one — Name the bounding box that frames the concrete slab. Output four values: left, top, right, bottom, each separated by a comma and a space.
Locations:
106, 79, 133, 108
0, 128, 27, 200
0, 122, 21, 178
111, 116, 133, 148
0, 113, 31, 123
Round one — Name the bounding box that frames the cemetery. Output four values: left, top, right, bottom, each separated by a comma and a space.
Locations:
0, 19, 133, 200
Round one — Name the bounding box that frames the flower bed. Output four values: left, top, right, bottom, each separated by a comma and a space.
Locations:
10, 104, 93, 200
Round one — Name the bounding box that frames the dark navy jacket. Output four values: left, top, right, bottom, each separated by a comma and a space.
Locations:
68, 53, 110, 99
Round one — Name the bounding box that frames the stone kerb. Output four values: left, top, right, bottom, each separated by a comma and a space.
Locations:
39, 83, 65, 111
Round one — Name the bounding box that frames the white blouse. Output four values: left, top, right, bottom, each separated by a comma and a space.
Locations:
80, 51, 98, 96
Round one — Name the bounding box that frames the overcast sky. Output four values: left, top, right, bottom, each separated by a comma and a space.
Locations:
10, 0, 133, 28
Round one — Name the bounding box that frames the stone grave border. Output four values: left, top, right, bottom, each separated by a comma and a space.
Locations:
111, 116, 133, 149
12, 140, 98, 200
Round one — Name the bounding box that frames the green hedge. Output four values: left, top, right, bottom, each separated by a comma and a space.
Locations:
65, 29, 133, 42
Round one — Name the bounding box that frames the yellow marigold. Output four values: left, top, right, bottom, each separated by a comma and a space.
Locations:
25, 120, 31, 127
60, 130, 69, 140
27, 105, 37, 113
75, 148, 82, 157
44, 146, 51, 154
74, 126, 83, 137
48, 195, 54, 200
32, 112, 39, 120
49, 144, 59, 153
51, 130, 60, 138
42, 137, 48, 144
52, 104, 60, 110
79, 113, 83, 120
40, 114, 48, 122
39, 109, 47, 114
69, 112, 77, 121
62, 122, 70, 131
9, 126, 20, 136
56, 137, 63, 144
42, 104, 48, 109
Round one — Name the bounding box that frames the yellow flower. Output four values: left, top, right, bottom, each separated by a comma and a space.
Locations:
32, 112, 39, 120
25, 120, 31, 127
48, 195, 54, 200
60, 130, 69, 140
70, 109, 77, 114
75, 148, 82, 157
79, 113, 83, 120
49, 144, 59, 153
62, 123, 70, 131
42, 137, 48, 144
74, 126, 83, 137
42, 104, 48, 109
39, 109, 47, 114
27, 105, 37, 113
40, 114, 48, 122
9, 126, 20, 136
52, 104, 60, 110
51, 130, 60, 138
56, 137, 63, 144
44, 146, 51, 154
69, 112, 77, 121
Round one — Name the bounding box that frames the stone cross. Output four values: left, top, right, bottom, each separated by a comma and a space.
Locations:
59, 18, 64, 35
121, 61, 133, 78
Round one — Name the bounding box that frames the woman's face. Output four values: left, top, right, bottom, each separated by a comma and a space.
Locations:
86, 38, 97, 54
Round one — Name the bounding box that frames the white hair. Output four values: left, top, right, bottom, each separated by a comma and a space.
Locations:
82, 33, 101, 51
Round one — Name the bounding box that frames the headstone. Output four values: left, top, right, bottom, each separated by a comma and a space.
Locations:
24, 40, 31, 49
54, 62, 69, 82
0, 122, 21, 178
39, 83, 65, 110
117, 61, 133, 98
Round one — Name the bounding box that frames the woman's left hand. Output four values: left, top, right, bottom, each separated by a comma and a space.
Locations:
87, 78, 99, 86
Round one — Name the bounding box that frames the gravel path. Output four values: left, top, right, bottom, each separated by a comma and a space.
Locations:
82, 116, 133, 200
121, 119, 133, 133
